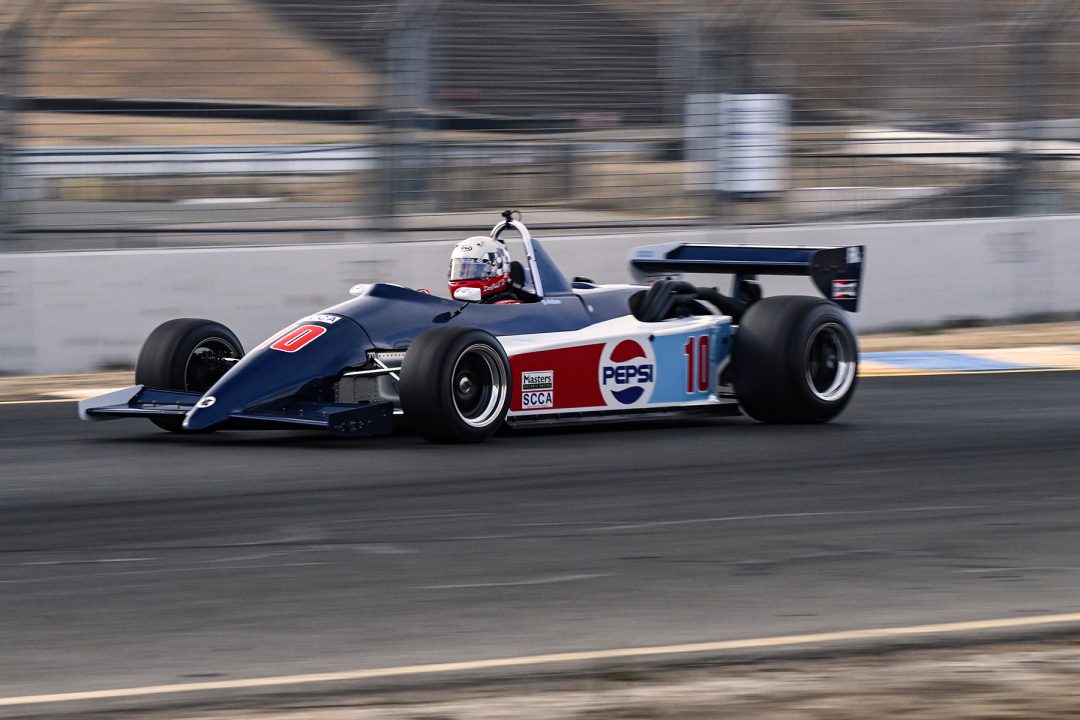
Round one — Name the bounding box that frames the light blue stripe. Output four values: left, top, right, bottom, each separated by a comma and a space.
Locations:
652, 325, 731, 402
860, 351, 1043, 372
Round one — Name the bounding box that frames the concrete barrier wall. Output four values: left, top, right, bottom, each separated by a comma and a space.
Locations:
2, 215, 1079, 374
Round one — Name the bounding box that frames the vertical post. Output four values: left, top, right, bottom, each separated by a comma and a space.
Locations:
0, 13, 25, 245
1006, 0, 1077, 215
380, 0, 437, 223
1, 0, 65, 246
1006, 31, 1034, 215
663, 6, 714, 220
659, 13, 705, 127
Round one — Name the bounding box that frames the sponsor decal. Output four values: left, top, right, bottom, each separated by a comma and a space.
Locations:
483, 277, 509, 293
522, 370, 553, 392
599, 338, 656, 407
521, 390, 554, 409
846, 246, 862, 264
270, 324, 327, 353
520, 370, 554, 409
304, 313, 342, 325
832, 279, 858, 300
195, 396, 216, 409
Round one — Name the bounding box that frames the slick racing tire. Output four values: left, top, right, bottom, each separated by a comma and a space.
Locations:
135, 318, 244, 432
732, 296, 858, 423
399, 326, 511, 443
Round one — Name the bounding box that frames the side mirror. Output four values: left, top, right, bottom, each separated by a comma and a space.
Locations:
453, 286, 482, 303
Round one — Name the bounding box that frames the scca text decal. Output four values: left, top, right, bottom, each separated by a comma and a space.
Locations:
520, 370, 554, 409
304, 313, 342, 325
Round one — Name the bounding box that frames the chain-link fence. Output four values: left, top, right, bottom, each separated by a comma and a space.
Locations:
2, 0, 1080, 250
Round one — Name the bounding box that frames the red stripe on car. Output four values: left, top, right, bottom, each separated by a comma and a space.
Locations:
510, 344, 605, 411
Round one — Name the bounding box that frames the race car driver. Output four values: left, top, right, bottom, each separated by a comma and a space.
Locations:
447, 235, 531, 304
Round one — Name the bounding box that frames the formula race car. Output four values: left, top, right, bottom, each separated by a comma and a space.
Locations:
80, 211, 864, 442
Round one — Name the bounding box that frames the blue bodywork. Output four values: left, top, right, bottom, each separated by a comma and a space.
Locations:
182, 283, 633, 431
84, 234, 638, 434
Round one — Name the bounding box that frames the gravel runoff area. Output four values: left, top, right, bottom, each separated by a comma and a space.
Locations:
4, 320, 1080, 402
34, 638, 1080, 720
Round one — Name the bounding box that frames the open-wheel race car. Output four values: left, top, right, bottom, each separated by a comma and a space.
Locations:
80, 211, 864, 443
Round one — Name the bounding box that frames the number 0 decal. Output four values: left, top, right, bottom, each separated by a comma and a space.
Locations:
270, 324, 327, 353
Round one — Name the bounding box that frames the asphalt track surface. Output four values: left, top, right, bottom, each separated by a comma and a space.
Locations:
3, 371, 1080, 711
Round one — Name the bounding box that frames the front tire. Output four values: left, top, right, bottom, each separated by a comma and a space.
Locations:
399, 326, 511, 443
135, 318, 244, 431
732, 296, 858, 423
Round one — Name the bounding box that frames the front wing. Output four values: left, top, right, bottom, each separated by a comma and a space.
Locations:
79, 386, 394, 437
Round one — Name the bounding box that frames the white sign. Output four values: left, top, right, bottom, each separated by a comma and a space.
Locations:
718, 93, 790, 196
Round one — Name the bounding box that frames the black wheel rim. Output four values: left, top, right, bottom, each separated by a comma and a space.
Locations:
804, 322, 856, 402
183, 337, 240, 392
450, 344, 507, 427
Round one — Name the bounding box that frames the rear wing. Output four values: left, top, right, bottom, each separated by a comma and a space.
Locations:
629, 243, 865, 312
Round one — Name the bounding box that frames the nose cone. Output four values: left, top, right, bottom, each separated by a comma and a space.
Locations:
182, 395, 229, 431
182, 316, 373, 431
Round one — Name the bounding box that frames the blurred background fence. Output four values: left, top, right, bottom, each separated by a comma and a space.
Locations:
2, 0, 1080, 250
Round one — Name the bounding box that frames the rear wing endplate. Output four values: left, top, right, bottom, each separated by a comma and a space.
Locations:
630, 243, 865, 312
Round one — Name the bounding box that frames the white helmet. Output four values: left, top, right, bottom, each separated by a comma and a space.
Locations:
448, 235, 511, 300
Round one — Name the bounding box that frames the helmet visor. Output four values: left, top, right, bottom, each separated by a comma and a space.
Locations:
450, 257, 491, 281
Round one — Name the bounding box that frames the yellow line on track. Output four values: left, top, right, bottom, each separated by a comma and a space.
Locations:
4, 612, 1080, 707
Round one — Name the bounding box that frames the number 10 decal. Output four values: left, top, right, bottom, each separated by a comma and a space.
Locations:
683, 335, 711, 393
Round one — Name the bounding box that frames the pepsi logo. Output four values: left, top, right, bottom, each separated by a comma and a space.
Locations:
599, 338, 656, 406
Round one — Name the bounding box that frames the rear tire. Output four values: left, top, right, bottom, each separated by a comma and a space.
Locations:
399, 326, 511, 443
732, 296, 858, 423
135, 318, 244, 432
